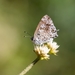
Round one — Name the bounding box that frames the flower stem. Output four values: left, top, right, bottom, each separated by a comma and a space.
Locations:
19, 57, 40, 75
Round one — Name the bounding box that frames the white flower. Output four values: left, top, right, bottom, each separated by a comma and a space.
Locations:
34, 39, 59, 60
34, 45, 50, 60
47, 40, 59, 55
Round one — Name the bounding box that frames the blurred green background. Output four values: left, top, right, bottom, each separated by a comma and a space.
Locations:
0, 0, 75, 75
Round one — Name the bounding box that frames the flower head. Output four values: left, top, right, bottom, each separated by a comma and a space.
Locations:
47, 40, 59, 55
34, 45, 50, 60
34, 39, 59, 60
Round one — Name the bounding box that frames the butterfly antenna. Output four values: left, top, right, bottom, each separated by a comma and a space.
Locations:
24, 30, 32, 38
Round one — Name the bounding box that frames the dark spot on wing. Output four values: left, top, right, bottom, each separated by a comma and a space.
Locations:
51, 29, 55, 32
37, 33, 40, 35
45, 24, 50, 31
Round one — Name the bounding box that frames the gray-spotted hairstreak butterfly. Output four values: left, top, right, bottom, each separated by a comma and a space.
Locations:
31, 15, 58, 45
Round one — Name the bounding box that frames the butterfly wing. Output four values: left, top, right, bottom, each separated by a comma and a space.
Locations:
33, 15, 58, 45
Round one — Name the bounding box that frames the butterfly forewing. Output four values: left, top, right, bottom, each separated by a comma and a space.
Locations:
32, 15, 58, 45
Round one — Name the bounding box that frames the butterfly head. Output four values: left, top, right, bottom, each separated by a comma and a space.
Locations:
31, 36, 42, 45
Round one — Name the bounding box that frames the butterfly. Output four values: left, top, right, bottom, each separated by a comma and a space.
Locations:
31, 15, 58, 45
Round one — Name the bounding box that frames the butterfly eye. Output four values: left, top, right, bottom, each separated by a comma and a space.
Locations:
31, 37, 33, 41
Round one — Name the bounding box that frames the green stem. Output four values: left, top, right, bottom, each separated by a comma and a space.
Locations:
19, 57, 40, 75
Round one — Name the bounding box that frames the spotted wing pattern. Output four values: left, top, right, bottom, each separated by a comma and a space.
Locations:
32, 15, 58, 45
